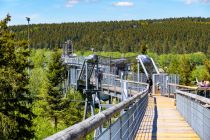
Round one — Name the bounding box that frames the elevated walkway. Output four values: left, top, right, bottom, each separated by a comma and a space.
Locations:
135, 95, 200, 140
47, 51, 209, 140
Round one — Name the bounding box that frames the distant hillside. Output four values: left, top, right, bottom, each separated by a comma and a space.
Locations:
11, 17, 210, 54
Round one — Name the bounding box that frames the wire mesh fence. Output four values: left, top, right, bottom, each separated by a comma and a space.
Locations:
176, 91, 210, 140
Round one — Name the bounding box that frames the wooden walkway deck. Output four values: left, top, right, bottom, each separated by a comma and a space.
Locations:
135, 95, 200, 140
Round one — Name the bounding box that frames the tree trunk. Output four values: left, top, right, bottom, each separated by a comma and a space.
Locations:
54, 117, 57, 131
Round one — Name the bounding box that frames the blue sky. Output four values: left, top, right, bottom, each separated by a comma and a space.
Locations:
0, 0, 209, 25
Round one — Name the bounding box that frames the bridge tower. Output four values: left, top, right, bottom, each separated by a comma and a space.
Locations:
62, 40, 73, 56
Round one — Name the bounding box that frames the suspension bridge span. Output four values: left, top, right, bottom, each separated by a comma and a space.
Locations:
45, 43, 210, 140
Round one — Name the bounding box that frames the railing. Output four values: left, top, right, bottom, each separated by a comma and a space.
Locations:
102, 73, 147, 92
64, 56, 85, 65
45, 82, 149, 140
96, 92, 148, 140
176, 89, 210, 140
168, 83, 197, 96
152, 74, 180, 96
168, 83, 210, 97
101, 73, 148, 101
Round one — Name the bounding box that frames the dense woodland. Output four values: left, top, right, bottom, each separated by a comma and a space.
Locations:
11, 17, 210, 55
0, 15, 84, 139
0, 15, 210, 139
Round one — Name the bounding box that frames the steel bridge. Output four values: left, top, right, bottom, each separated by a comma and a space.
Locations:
45, 47, 210, 140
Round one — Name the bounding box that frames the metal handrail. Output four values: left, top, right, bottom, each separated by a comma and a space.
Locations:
103, 73, 119, 78
176, 89, 210, 105
45, 83, 149, 140
176, 89, 210, 140
116, 79, 148, 86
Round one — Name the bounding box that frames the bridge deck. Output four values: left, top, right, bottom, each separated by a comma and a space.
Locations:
135, 95, 200, 140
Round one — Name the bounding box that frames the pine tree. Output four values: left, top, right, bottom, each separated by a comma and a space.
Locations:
46, 49, 65, 130
0, 15, 34, 139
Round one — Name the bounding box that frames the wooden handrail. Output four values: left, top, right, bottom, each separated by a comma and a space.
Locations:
168, 83, 198, 90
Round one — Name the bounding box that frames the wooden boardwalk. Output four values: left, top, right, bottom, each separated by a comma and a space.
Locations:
135, 95, 200, 140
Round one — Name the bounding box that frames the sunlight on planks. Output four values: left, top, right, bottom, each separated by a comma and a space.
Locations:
135, 95, 200, 140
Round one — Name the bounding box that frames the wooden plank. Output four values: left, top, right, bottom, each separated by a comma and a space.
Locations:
135, 96, 200, 140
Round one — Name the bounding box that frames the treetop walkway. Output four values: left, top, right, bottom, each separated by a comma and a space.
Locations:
45, 47, 210, 140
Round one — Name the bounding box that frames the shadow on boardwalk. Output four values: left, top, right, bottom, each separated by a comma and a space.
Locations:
151, 97, 158, 140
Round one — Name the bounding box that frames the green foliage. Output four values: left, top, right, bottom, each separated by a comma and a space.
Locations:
0, 15, 34, 139
32, 99, 67, 139
96, 51, 122, 58
29, 68, 48, 97
157, 54, 179, 72
62, 90, 84, 126
191, 66, 210, 82
124, 52, 138, 57
204, 60, 210, 75
31, 89, 84, 139
77, 50, 93, 56
155, 52, 209, 85
29, 49, 85, 139
45, 49, 66, 130
29, 49, 49, 97
30, 49, 46, 68
179, 55, 195, 85
11, 17, 210, 54
186, 52, 207, 65
76, 51, 139, 59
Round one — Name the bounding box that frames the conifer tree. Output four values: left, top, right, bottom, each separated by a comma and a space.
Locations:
46, 49, 65, 130
0, 15, 34, 139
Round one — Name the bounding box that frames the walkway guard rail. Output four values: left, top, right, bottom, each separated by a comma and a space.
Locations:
64, 56, 85, 65
101, 74, 147, 98
167, 83, 197, 96
45, 83, 149, 140
96, 91, 148, 140
176, 89, 210, 140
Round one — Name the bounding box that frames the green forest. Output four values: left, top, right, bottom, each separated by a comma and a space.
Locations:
0, 15, 210, 139
11, 17, 210, 55
0, 15, 84, 140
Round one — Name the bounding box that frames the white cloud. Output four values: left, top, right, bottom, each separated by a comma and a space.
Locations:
65, 0, 98, 7
112, 1, 134, 7
184, 0, 209, 5
66, 0, 80, 7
